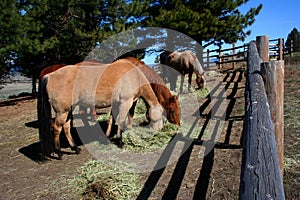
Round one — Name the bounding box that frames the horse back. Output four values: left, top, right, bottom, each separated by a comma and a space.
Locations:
98, 59, 158, 105
39, 64, 66, 79
45, 65, 79, 108
97, 59, 148, 93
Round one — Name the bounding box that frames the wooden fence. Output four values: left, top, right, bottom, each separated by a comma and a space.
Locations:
239, 38, 285, 199
202, 36, 284, 68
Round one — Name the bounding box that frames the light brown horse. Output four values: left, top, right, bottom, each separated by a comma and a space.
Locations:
38, 61, 101, 120
160, 50, 206, 92
124, 57, 180, 127
38, 59, 163, 159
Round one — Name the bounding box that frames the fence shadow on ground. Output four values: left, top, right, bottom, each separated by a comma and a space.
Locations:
137, 67, 245, 199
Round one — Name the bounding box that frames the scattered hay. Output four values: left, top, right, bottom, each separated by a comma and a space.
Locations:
97, 112, 110, 122
195, 87, 210, 98
70, 89, 205, 199
284, 154, 300, 170
122, 121, 178, 153
68, 160, 141, 200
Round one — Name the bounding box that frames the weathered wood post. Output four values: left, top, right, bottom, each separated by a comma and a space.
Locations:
206, 49, 210, 67
218, 44, 222, 69
256, 35, 269, 61
278, 38, 284, 60
261, 61, 285, 179
239, 41, 285, 199
232, 42, 236, 68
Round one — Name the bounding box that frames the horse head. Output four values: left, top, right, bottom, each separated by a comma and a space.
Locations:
166, 94, 181, 126
149, 104, 164, 130
196, 73, 206, 89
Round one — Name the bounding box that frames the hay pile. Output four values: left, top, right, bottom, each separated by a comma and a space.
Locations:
68, 160, 141, 200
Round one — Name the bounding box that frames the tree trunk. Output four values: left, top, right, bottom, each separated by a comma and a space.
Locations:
32, 77, 37, 97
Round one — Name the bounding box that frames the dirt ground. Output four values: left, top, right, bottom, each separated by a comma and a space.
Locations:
0, 65, 299, 199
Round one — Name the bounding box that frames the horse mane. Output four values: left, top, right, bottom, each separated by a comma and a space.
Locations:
185, 50, 205, 76
39, 64, 66, 79
150, 83, 174, 108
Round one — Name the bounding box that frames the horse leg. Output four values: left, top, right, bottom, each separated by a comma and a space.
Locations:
63, 118, 81, 154
53, 112, 69, 160
169, 71, 177, 91
92, 107, 97, 121
188, 72, 193, 92
116, 100, 133, 148
180, 74, 185, 93
127, 100, 137, 129
105, 112, 113, 138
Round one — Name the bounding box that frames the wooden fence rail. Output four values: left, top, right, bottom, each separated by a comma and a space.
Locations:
239, 41, 285, 199
202, 36, 284, 68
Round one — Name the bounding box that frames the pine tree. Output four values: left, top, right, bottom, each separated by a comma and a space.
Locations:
145, 0, 262, 47
286, 28, 300, 53
1, 0, 262, 95
11, 0, 143, 95
0, 0, 22, 83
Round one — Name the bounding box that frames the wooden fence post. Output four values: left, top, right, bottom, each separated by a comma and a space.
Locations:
218, 44, 222, 69
261, 60, 285, 179
232, 42, 236, 68
256, 35, 269, 61
207, 49, 210, 67
239, 41, 285, 199
278, 38, 284, 60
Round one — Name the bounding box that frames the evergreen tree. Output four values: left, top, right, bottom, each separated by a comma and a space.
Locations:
14, 0, 104, 95
286, 27, 300, 53
9, 0, 144, 95
0, 0, 262, 95
0, 0, 22, 83
145, 0, 262, 48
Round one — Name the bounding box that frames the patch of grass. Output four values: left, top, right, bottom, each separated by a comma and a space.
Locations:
97, 112, 110, 122
122, 122, 178, 153
284, 155, 300, 170
195, 87, 210, 98
285, 53, 300, 65
67, 160, 141, 200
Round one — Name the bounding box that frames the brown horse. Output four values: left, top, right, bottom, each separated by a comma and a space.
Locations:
39, 60, 102, 79
160, 50, 206, 92
38, 61, 106, 120
124, 57, 180, 127
38, 59, 163, 159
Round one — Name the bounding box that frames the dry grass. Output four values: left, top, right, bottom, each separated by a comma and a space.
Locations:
67, 160, 142, 200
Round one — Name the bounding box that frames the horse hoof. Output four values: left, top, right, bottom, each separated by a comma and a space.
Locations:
71, 146, 81, 154
116, 140, 124, 148
57, 152, 63, 160
126, 124, 132, 129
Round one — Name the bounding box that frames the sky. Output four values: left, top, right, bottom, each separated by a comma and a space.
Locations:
238, 0, 300, 45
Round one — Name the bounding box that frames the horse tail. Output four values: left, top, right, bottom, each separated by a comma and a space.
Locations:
38, 75, 53, 157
